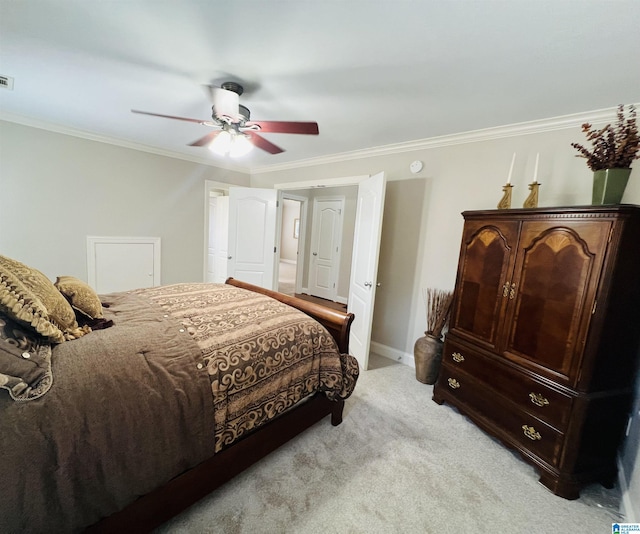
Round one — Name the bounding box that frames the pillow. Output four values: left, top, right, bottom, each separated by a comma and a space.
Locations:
0, 312, 53, 401
55, 276, 104, 320
0, 255, 89, 343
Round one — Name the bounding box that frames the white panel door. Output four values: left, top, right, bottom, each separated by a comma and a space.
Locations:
228, 188, 278, 289
347, 172, 386, 370
207, 196, 229, 283
309, 198, 343, 301
87, 236, 161, 294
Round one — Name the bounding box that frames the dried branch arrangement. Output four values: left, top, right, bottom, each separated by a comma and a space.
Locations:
423, 288, 454, 340
571, 104, 639, 171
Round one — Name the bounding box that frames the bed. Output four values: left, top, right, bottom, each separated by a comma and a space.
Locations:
0, 254, 358, 533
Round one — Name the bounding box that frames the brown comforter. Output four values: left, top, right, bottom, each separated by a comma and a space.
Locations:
1, 283, 358, 533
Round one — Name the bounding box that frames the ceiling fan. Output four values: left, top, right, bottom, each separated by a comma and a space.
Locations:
132, 81, 319, 157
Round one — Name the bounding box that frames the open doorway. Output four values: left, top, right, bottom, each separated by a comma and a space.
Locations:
205, 173, 385, 371
278, 197, 303, 295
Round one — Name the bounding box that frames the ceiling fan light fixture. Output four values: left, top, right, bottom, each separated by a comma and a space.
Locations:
209, 129, 254, 157
229, 133, 254, 158
208, 130, 232, 155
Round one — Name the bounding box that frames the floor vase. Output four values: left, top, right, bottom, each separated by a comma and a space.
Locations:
413, 333, 443, 384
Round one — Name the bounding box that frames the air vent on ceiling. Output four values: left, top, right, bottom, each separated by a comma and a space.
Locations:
0, 75, 15, 90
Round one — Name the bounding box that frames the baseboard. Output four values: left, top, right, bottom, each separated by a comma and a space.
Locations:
618, 456, 639, 522
370, 341, 414, 367
280, 259, 296, 265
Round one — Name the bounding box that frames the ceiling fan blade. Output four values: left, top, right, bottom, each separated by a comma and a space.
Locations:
245, 120, 319, 135
246, 131, 285, 154
132, 109, 207, 124
188, 130, 222, 147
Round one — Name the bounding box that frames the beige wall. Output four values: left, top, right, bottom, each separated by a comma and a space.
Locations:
0, 121, 250, 283
252, 128, 640, 353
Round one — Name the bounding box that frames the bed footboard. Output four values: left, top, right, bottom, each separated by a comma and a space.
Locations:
225, 278, 354, 353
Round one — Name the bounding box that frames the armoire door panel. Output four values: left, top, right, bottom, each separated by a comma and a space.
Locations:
503, 221, 611, 381
450, 221, 519, 350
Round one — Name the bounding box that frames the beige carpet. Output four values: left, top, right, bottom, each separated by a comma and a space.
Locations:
156, 354, 622, 533
278, 261, 296, 296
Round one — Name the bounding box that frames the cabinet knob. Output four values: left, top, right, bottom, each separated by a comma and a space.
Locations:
447, 378, 461, 389
522, 425, 542, 441
452, 352, 465, 363
529, 392, 550, 407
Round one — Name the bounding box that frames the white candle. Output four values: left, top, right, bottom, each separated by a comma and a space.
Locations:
533, 153, 539, 183
507, 152, 516, 184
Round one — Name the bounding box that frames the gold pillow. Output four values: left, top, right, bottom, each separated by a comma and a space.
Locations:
0, 255, 89, 343
55, 276, 104, 319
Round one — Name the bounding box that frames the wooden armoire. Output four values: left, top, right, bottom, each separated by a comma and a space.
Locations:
432, 205, 640, 499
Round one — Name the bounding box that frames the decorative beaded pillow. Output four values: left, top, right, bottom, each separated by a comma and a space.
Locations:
0, 255, 89, 343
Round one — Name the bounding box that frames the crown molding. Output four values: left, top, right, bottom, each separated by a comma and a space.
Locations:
3, 104, 635, 176
250, 105, 633, 174
0, 111, 250, 173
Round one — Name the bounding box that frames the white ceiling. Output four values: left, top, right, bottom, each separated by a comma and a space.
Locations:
1, 1, 639, 172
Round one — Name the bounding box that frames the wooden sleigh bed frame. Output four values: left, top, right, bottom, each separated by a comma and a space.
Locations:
87, 278, 355, 533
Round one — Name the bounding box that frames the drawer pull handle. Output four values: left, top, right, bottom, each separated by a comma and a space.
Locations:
452, 352, 465, 363
522, 425, 542, 441
447, 378, 461, 389
529, 392, 550, 407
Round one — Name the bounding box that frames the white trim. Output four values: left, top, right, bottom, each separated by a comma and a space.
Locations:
370, 341, 414, 368
274, 175, 369, 190
5, 105, 635, 175
0, 111, 249, 173
251, 106, 632, 174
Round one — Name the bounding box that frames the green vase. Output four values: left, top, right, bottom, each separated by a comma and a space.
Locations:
592, 168, 632, 205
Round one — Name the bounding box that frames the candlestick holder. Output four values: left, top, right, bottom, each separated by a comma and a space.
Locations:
523, 182, 540, 208
497, 184, 513, 209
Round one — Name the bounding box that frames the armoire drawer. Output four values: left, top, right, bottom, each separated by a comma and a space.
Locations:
443, 339, 573, 431
438, 367, 565, 467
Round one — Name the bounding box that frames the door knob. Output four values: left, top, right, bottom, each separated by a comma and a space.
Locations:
227, 256, 232, 260
364, 281, 372, 288
312, 252, 318, 256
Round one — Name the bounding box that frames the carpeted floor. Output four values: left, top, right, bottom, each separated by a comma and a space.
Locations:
278, 261, 297, 296
156, 354, 623, 533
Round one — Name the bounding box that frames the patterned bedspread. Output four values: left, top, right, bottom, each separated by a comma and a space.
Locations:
1, 283, 358, 532
135, 283, 358, 452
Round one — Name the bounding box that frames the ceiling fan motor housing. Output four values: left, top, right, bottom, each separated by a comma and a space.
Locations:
220, 81, 244, 96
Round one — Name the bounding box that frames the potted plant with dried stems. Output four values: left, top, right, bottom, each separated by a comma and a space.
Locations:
571, 104, 639, 205
414, 288, 453, 384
